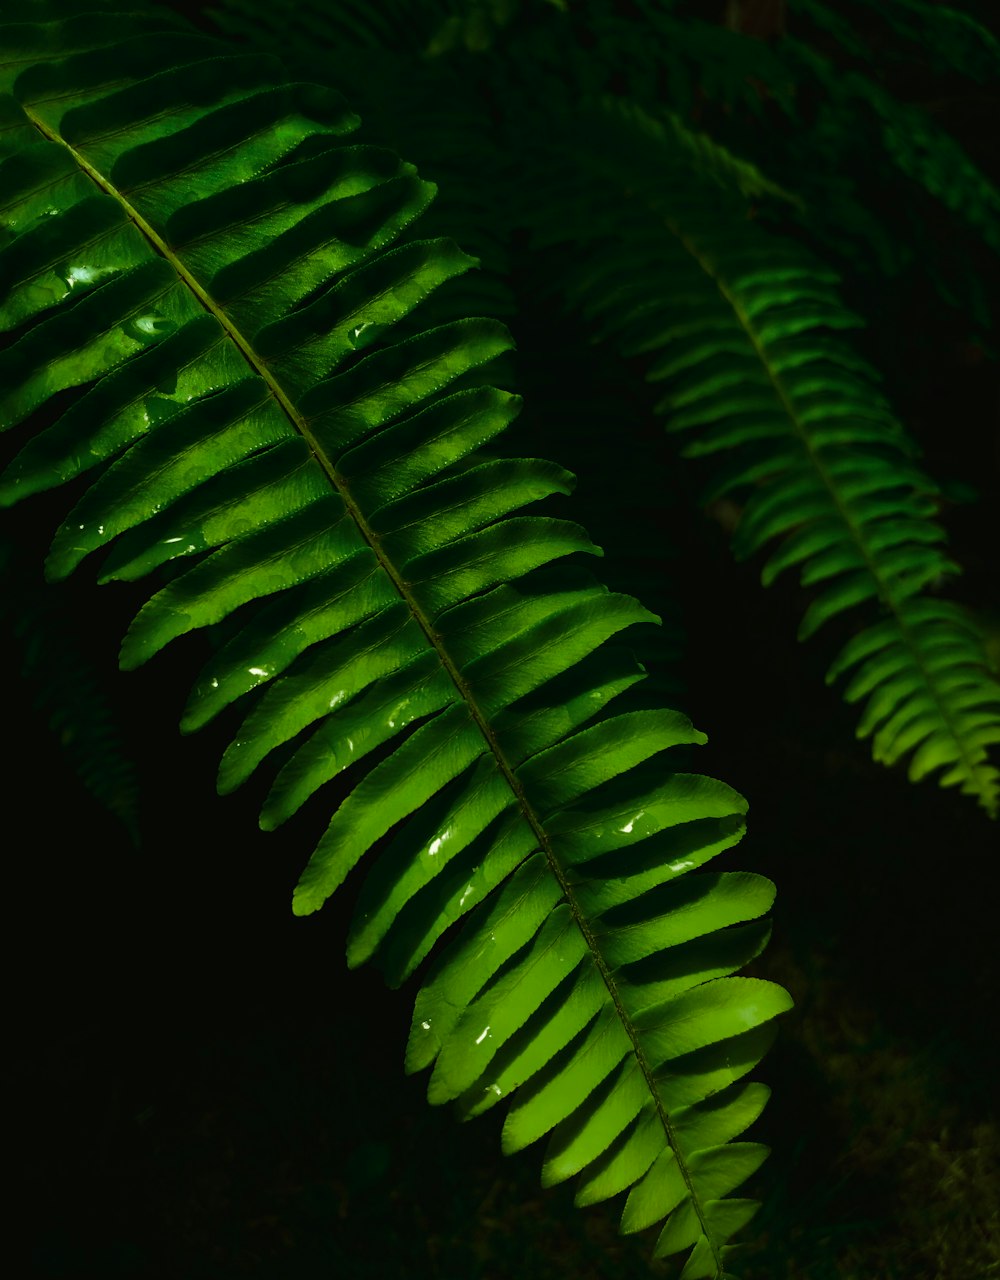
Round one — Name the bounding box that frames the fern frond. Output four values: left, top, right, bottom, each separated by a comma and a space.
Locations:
0, 6, 790, 1273
533, 0, 998, 328
581, 0, 799, 121
0, 534, 140, 843
781, 32, 1000, 265
522, 94, 1000, 816
791, 0, 1000, 86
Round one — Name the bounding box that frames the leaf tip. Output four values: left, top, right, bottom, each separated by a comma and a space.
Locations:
42, 553, 72, 584
291, 886, 319, 917
118, 639, 143, 672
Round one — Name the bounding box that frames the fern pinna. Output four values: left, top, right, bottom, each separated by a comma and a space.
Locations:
0, 3, 791, 1275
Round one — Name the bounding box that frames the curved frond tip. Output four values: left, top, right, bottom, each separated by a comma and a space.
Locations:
0, 8, 791, 1273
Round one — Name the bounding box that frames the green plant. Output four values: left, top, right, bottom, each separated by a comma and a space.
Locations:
0, 531, 140, 842
2, 1, 997, 1277
0, 4, 791, 1277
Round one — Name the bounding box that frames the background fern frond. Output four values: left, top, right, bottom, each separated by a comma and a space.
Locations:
791, 0, 1000, 85
517, 92, 1000, 815
0, 533, 141, 844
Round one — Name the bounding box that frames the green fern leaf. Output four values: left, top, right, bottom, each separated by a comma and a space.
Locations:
0, 533, 141, 844
0, 6, 790, 1273
791, 0, 1000, 86
522, 93, 1000, 817
781, 32, 1000, 265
